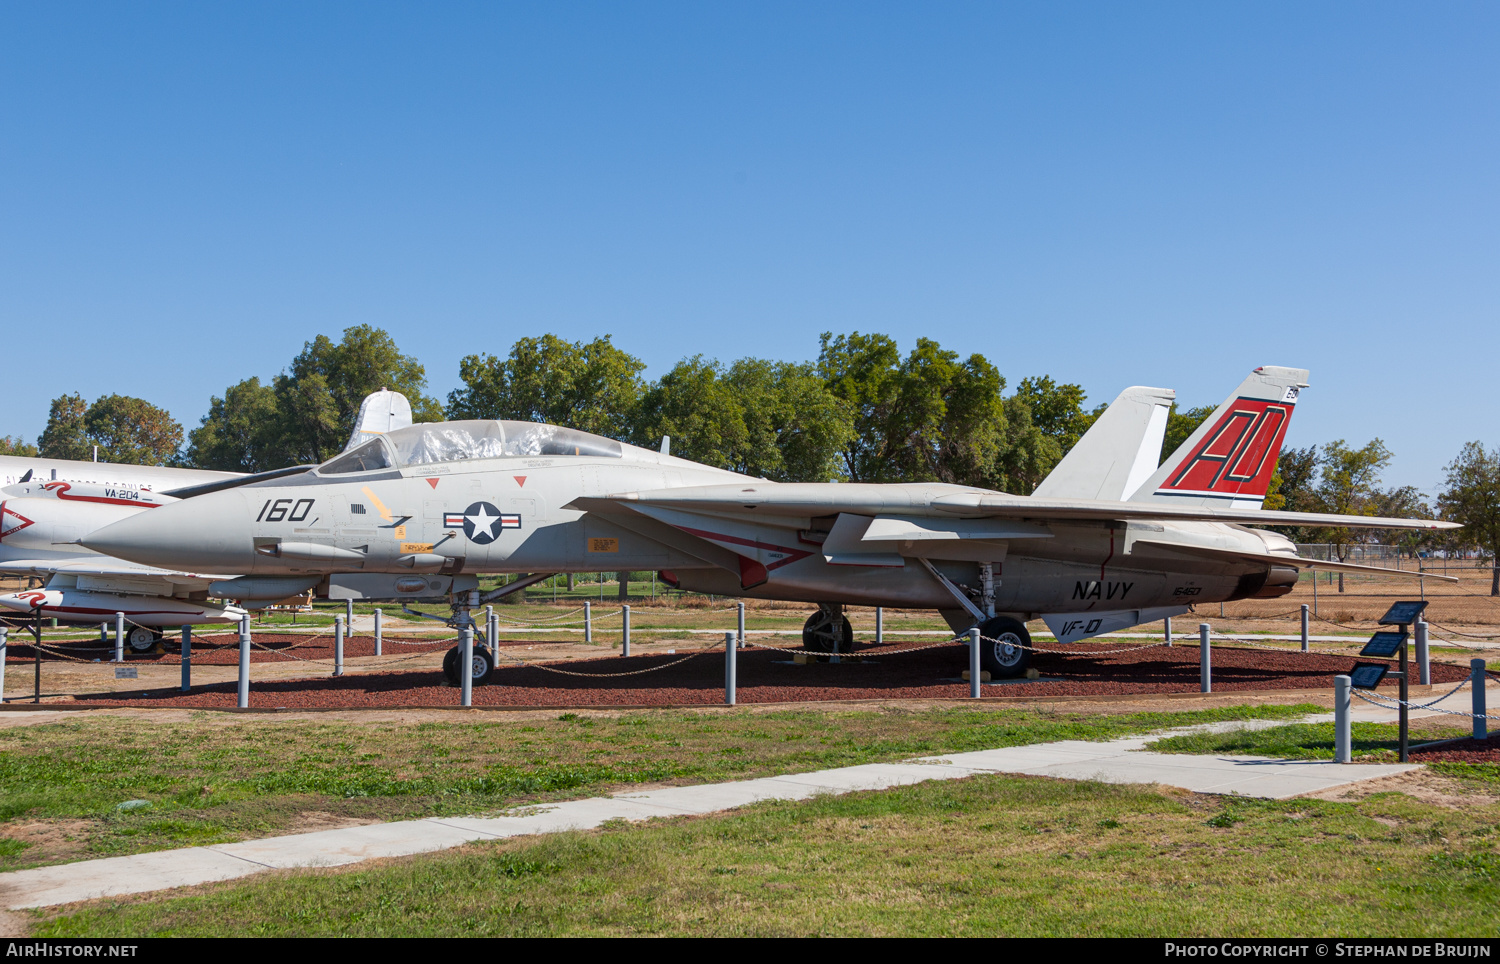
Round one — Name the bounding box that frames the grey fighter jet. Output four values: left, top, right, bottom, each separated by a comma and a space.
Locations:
81, 366, 1455, 680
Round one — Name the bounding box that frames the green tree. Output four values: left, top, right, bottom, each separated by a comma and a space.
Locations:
184, 377, 282, 472
83, 395, 183, 465
36, 393, 182, 465
446, 334, 646, 439
993, 392, 1062, 495
1437, 441, 1500, 595
1313, 439, 1393, 591
816, 332, 1007, 487
273, 326, 443, 465
37, 393, 90, 461
1014, 376, 1097, 453
633, 356, 746, 471
0, 436, 38, 457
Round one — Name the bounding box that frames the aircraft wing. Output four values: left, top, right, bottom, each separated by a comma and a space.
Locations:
1128, 538, 1460, 582
590, 484, 1458, 531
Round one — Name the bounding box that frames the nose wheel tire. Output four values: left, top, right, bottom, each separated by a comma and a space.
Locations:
802, 611, 854, 654
978, 616, 1031, 679
443, 645, 495, 686
125, 626, 161, 653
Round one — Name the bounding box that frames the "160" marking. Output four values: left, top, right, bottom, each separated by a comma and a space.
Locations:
257, 498, 314, 523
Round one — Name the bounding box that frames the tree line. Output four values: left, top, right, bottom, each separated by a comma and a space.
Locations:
4, 325, 1499, 592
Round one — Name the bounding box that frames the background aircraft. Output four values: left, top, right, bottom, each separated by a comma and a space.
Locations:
82, 366, 1454, 680
0, 389, 469, 648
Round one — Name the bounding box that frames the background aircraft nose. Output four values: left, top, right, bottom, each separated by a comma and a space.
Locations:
82, 490, 253, 570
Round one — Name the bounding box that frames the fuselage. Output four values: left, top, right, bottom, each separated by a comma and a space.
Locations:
80, 420, 1298, 619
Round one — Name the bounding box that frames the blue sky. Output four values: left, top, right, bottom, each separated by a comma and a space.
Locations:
2, 3, 1495, 493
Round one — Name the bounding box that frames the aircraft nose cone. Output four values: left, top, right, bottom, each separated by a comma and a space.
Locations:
82, 491, 253, 570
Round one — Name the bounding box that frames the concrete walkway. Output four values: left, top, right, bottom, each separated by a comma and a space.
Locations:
0, 718, 1424, 911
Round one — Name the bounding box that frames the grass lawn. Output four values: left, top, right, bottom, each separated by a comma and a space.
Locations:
0, 704, 1315, 872
1147, 719, 1479, 762
28, 770, 1500, 937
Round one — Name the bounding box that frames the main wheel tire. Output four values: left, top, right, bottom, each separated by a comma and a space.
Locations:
802, 610, 854, 654
978, 616, 1031, 679
443, 645, 494, 686
470, 647, 494, 686
126, 626, 160, 653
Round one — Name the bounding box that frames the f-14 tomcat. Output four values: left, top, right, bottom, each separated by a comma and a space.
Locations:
80, 366, 1454, 680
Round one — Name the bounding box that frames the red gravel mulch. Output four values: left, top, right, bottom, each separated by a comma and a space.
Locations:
1409, 733, 1500, 764
47, 638, 1474, 710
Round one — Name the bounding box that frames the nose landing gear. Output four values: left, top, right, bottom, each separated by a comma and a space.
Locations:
802, 603, 854, 655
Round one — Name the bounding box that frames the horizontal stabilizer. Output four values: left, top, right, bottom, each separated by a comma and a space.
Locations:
1129, 539, 1460, 582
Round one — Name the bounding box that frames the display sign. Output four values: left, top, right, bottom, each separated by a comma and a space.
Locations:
1359, 631, 1408, 658
1378, 600, 1428, 626
1348, 663, 1390, 690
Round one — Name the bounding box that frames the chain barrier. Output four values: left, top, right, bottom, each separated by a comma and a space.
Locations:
1352, 688, 1500, 723
1420, 621, 1500, 641
483, 606, 587, 625
493, 642, 723, 678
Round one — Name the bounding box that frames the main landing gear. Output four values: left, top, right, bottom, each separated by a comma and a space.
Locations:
442, 642, 495, 686
976, 615, 1031, 679
802, 603, 854, 655
125, 626, 162, 653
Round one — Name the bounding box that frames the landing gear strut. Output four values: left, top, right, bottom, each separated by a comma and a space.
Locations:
439, 589, 494, 686
802, 604, 853, 655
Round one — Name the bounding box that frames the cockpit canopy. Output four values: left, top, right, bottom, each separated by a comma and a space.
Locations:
317, 420, 625, 475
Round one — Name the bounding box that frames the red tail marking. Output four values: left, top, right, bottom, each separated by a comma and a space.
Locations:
426, 478, 440, 489
1161, 398, 1294, 498
514, 476, 527, 487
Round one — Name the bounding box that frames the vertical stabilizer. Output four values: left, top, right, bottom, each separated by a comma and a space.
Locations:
344, 390, 414, 452
1129, 366, 1309, 510
1032, 386, 1175, 501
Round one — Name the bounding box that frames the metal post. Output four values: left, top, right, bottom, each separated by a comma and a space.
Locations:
484, 605, 493, 647
32, 608, 41, 703
1474, 659, 1488, 741
373, 608, 383, 657
460, 623, 474, 707
737, 601, 745, 650
1300, 604, 1309, 653
1313, 571, 1318, 616
334, 615, 345, 678
876, 606, 884, 645
1415, 620, 1430, 686
622, 605, 631, 657
345, 597, 354, 630
724, 631, 736, 706
1199, 623, 1211, 694
115, 612, 125, 663
1164, 615, 1172, 647
180, 625, 192, 692
969, 627, 982, 699
1334, 675, 1352, 764
1399, 631, 1410, 763
0, 627, 7, 703
237, 614, 251, 709
584, 601, 592, 643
